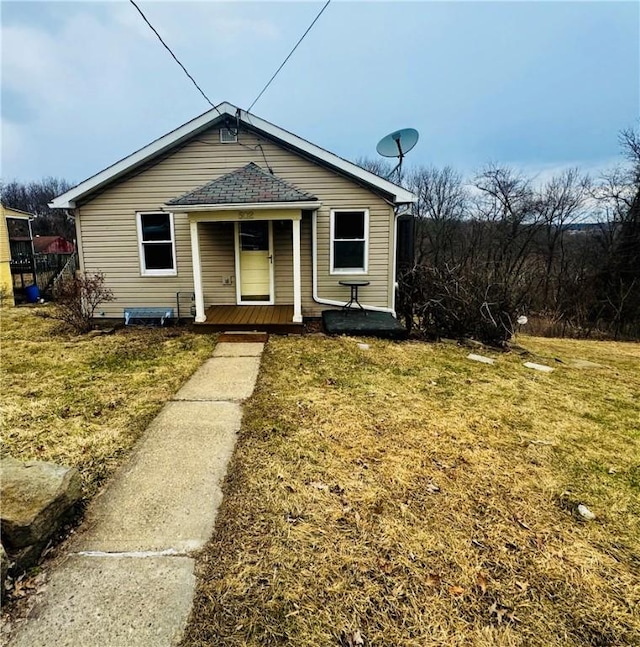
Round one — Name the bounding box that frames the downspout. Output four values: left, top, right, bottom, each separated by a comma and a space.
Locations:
391, 207, 399, 315
311, 209, 395, 315
389, 202, 415, 315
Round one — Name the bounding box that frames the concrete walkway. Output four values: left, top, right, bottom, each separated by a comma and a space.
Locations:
8, 341, 265, 647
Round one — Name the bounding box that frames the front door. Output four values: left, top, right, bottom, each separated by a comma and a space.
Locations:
236, 221, 274, 304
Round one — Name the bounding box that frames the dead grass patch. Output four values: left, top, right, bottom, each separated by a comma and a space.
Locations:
1, 305, 216, 497
182, 335, 639, 647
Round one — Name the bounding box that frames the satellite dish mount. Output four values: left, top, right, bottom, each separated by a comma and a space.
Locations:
376, 128, 419, 181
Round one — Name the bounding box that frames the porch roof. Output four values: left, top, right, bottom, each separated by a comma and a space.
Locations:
167, 162, 317, 207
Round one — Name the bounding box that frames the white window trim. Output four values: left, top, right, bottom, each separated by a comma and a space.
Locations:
136, 211, 178, 277
329, 209, 369, 275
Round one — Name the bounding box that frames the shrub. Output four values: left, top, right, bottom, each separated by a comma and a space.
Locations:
398, 265, 519, 346
51, 272, 114, 334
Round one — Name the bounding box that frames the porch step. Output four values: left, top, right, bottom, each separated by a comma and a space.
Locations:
218, 331, 269, 343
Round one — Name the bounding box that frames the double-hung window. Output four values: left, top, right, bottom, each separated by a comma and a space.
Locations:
330, 209, 369, 274
137, 212, 177, 276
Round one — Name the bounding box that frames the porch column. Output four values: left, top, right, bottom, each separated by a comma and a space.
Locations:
189, 219, 206, 323
292, 217, 302, 323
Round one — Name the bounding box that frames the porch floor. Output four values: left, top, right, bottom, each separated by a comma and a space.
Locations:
195, 304, 303, 334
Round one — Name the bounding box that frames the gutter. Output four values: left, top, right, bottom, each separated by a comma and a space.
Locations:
311, 210, 396, 315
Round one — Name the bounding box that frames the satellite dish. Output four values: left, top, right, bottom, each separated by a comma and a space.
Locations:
375, 128, 419, 180
376, 128, 419, 158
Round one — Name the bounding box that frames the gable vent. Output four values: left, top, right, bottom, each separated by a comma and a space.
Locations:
220, 127, 238, 143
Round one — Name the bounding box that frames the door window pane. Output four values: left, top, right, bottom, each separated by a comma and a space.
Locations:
240, 221, 269, 251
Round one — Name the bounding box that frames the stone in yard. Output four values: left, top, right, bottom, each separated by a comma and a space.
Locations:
577, 504, 596, 521
523, 362, 554, 373
357, 343, 370, 350
0, 458, 82, 569
467, 353, 495, 365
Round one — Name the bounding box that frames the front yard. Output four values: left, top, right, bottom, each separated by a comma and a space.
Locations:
1, 305, 216, 498
2, 306, 638, 645
181, 334, 639, 647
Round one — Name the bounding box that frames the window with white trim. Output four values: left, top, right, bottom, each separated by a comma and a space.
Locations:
330, 209, 368, 273
137, 212, 177, 276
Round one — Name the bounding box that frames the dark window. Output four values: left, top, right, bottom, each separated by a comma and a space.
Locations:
139, 212, 176, 274
332, 210, 367, 272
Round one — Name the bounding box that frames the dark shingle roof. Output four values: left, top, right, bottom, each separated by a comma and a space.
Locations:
167, 163, 317, 206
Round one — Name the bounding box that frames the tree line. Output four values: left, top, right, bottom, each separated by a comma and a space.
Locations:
1, 177, 75, 241
362, 127, 640, 342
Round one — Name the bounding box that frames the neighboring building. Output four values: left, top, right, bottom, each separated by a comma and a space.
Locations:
12, 236, 75, 255
0, 203, 33, 306
50, 102, 416, 327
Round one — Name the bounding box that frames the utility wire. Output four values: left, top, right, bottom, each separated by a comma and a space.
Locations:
248, 0, 331, 112
129, 0, 221, 115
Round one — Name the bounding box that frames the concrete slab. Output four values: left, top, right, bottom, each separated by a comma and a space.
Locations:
72, 401, 241, 553
9, 555, 194, 647
173, 356, 261, 401
213, 342, 264, 357
467, 353, 495, 365
524, 361, 554, 373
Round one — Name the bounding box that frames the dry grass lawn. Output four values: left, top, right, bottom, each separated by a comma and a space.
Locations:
1, 305, 216, 498
182, 334, 639, 647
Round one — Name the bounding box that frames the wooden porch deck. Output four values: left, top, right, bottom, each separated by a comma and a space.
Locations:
194, 304, 303, 334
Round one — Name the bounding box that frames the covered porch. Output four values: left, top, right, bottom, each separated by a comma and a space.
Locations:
165, 162, 320, 328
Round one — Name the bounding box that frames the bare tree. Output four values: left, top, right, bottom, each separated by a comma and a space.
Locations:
1, 177, 75, 240
408, 166, 468, 266
536, 168, 591, 307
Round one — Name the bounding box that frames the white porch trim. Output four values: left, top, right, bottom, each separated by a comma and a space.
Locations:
185, 207, 307, 324
189, 219, 206, 323
292, 218, 302, 323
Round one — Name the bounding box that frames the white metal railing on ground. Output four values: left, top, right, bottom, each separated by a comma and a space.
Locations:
51, 254, 79, 294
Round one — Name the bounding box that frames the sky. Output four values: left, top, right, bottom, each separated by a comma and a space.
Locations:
1, 0, 639, 186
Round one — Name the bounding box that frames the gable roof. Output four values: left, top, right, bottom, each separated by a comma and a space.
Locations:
50, 102, 416, 209
167, 163, 317, 207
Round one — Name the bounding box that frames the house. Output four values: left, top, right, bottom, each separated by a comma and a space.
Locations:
1, 204, 34, 306
32, 236, 75, 255
50, 102, 416, 329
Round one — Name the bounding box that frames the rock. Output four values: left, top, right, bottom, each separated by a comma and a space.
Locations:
467, 353, 495, 365
0, 458, 82, 568
357, 343, 370, 350
523, 361, 554, 373
577, 504, 596, 521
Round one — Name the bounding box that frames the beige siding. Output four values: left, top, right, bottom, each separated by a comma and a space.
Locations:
77, 127, 395, 318
199, 222, 236, 304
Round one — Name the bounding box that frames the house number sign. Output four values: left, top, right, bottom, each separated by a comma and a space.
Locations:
239, 210, 254, 220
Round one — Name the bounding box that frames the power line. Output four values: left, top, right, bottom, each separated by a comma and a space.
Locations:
128, 0, 221, 115
248, 0, 331, 112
